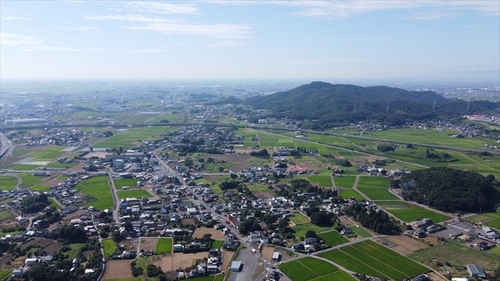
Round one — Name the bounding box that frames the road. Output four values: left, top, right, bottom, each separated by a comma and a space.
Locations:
0, 132, 15, 163
107, 169, 121, 225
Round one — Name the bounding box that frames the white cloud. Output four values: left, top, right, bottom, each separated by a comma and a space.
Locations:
86, 14, 168, 23
205, 0, 499, 18
87, 14, 253, 39
127, 22, 253, 39
485, 60, 492, 64
59, 26, 100, 31
124, 2, 200, 15
0, 32, 37, 46
1, 16, 31, 21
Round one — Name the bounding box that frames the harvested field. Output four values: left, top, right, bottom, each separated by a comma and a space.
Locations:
253, 190, 275, 201
104, 259, 133, 280
139, 237, 158, 253
153, 252, 208, 273
44, 241, 63, 254
37, 238, 54, 248
192, 227, 225, 240
379, 235, 427, 256
261, 246, 296, 262
221, 249, 235, 272
181, 218, 195, 226
0, 255, 10, 267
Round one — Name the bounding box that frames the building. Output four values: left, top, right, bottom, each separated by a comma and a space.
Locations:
272, 252, 280, 261
230, 261, 242, 272
113, 159, 125, 169
466, 264, 486, 278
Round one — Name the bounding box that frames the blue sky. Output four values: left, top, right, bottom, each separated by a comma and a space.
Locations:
1, 1, 499, 80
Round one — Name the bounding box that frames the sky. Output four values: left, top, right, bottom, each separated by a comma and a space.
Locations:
1, 1, 499, 81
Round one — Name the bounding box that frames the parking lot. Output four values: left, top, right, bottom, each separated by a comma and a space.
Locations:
434, 221, 476, 239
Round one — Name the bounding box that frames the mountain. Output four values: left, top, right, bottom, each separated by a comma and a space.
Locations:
246, 81, 498, 128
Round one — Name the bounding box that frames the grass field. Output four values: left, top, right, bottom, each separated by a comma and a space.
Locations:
318, 230, 348, 246
155, 238, 172, 254
113, 178, 139, 188
0, 210, 13, 221
290, 213, 310, 225
469, 210, 500, 229
292, 223, 333, 238
350, 225, 373, 238
0, 270, 12, 281
279, 257, 356, 281
48, 198, 61, 209
410, 241, 500, 270
18, 173, 44, 187
356, 176, 398, 200
0, 176, 18, 190
75, 177, 113, 210
30, 185, 51, 192
333, 176, 356, 188
319, 240, 428, 280
32, 146, 68, 160
373, 128, 499, 150
307, 175, 332, 187
376, 201, 451, 223
95, 126, 176, 150
117, 190, 152, 200
211, 240, 224, 249
103, 239, 117, 258
339, 189, 365, 200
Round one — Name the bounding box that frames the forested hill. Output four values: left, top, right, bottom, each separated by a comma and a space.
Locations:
397, 167, 499, 213
246, 81, 498, 128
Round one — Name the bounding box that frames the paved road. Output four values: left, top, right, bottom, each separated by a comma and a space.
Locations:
107, 169, 121, 225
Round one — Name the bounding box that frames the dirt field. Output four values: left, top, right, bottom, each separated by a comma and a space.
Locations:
104, 259, 133, 280
139, 237, 159, 252
182, 218, 195, 226
152, 252, 209, 272
221, 249, 235, 272
253, 190, 275, 201
45, 241, 63, 254
423, 236, 439, 245
378, 235, 428, 256
261, 246, 295, 262
192, 227, 225, 240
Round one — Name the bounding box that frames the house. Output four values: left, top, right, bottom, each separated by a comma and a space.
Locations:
476, 226, 500, 239
411, 274, 430, 281
224, 238, 240, 251
304, 237, 318, 245
173, 244, 184, 252
272, 251, 280, 261
11, 269, 23, 277
413, 229, 426, 238
341, 227, 352, 235
85, 269, 95, 275
466, 264, 486, 278
25, 258, 39, 266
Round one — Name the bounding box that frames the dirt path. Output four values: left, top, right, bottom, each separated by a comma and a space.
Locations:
458, 152, 495, 171
351, 175, 369, 201
331, 173, 336, 188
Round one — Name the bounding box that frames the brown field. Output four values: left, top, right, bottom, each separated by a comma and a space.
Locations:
0, 255, 11, 267
261, 246, 295, 262
44, 241, 63, 254
253, 190, 275, 201
221, 249, 235, 272
192, 227, 225, 240
2, 157, 24, 165
379, 235, 428, 256
181, 218, 195, 226
104, 259, 133, 280
139, 237, 158, 252
152, 252, 209, 272
18, 239, 39, 250
37, 238, 55, 248
423, 236, 439, 245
